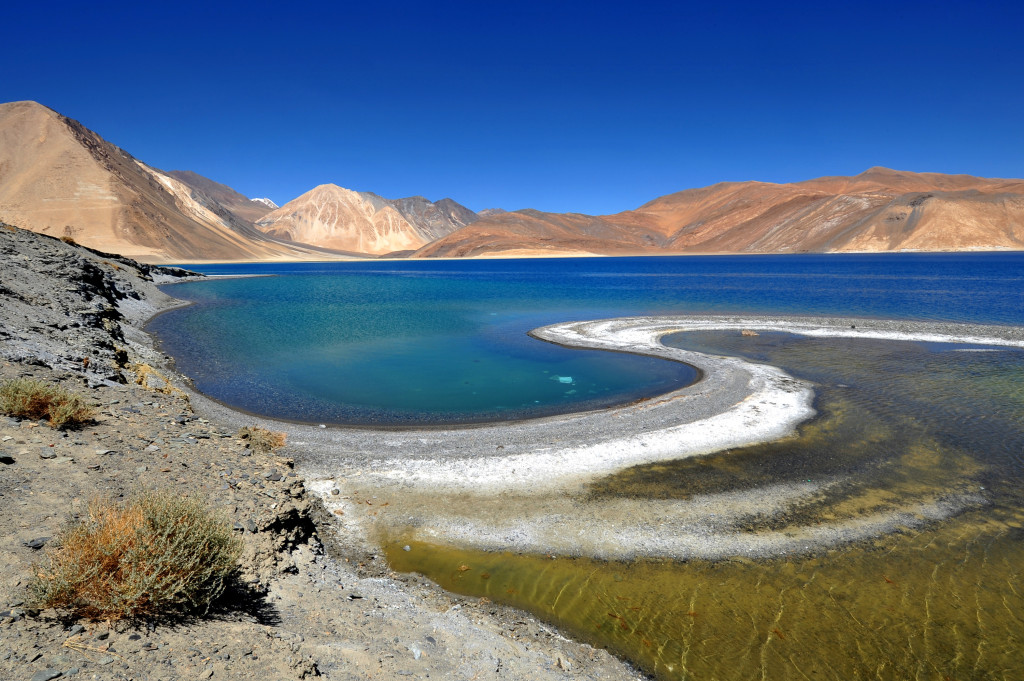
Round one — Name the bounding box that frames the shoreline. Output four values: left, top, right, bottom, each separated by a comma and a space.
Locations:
155, 246, 1024, 267
5, 225, 1024, 679
0, 226, 642, 681
176, 312, 1024, 561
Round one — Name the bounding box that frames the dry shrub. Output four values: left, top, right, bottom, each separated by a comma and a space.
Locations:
29, 492, 242, 621
0, 378, 93, 429
131, 363, 187, 399
60, 235, 77, 245
237, 426, 286, 454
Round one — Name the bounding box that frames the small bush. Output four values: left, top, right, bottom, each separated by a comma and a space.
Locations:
237, 426, 286, 454
60, 235, 78, 245
0, 378, 93, 429
28, 491, 242, 621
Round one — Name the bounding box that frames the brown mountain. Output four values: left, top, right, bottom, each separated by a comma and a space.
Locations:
254, 184, 478, 256
0, 101, 353, 263
165, 169, 276, 225
415, 168, 1024, 257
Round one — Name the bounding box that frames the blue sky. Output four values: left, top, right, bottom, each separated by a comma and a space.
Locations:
3, 0, 1022, 214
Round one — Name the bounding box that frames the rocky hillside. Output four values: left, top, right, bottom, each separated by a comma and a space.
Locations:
416, 167, 1024, 257
0, 221, 197, 382
254, 184, 478, 256
0, 101, 353, 263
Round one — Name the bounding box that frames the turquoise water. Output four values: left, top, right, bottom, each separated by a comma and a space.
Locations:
150, 253, 1024, 679
151, 253, 1024, 425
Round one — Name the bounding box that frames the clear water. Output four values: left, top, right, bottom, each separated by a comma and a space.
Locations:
151, 252, 1024, 679
386, 333, 1024, 680
152, 253, 1024, 425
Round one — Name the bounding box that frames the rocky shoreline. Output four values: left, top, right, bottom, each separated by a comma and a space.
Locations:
0, 225, 640, 681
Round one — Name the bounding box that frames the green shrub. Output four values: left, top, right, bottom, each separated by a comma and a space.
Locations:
28, 491, 242, 621
0, 378, 93, 429
237, 426, 286, 454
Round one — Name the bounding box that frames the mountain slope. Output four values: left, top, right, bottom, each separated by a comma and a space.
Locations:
165, 169, 275, 225
254, 184, 478, 255
415, 168, 1024, 257
0, 101, 353, 263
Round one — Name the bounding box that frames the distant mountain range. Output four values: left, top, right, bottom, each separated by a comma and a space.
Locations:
1, 100, 1021, 262
254, 184, 477, 256
419, 168, 1024, 257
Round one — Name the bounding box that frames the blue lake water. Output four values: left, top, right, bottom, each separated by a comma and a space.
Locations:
150, 253, 1024, 425
150, 252, 1024, 679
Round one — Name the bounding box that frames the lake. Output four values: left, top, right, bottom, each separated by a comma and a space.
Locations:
153, 253, 1024, 679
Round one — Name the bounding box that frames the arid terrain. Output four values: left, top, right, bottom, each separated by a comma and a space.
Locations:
415, 168, 1024, 257
2, 100, 1021, 263
254, 184, 477, 255
0, 224, 640, 681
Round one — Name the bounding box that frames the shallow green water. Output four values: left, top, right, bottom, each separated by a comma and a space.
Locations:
385, 333, 1024, 680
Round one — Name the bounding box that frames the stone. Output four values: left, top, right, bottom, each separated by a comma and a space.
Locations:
23, 537, 51, 550
39, 448, 57, 459
30, 670, 63, 681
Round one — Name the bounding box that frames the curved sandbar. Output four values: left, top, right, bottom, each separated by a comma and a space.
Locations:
285, 317, 816, 493
189, 314, 1024, 559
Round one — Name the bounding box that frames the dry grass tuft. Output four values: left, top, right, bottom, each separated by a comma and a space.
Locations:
131, 363, 188, 400
0, 378, 93, 429
60, 235, 78, 245
237, 426, 287, 454
29, 491, 242, 621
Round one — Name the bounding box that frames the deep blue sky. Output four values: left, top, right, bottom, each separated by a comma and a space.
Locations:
3, 1, 1022, 214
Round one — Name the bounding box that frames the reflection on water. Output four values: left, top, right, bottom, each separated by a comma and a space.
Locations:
384, 333, 1024, 680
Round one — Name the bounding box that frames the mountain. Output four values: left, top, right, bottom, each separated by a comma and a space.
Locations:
0, 101, 353, 263
254, 184, 478, 256
3, 100, 1020, 261
415, 168, 1024, 257
164, 170, 275, 224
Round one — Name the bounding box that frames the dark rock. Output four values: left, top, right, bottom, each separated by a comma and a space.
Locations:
24, 537, 51, 549
30, 670, 63, 681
